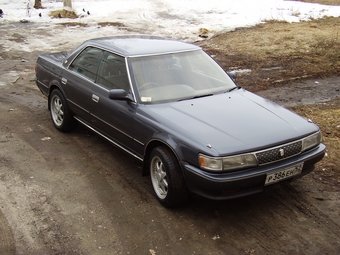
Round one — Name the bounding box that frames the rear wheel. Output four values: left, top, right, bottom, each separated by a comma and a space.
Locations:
150, 146, 189, 207
49, 89, 77, 132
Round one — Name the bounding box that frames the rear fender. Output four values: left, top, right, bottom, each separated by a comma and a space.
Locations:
48, 81, 66, 111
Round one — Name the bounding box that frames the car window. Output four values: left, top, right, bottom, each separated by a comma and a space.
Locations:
69, 47, 103, 82
186, 51, 228, 81
97, 52, 130, 91
129, 50, 236, 103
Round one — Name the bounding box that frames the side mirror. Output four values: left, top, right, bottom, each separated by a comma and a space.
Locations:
109, 89, 134, 102
227, 71, 237, 82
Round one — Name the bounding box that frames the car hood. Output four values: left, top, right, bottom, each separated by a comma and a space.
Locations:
144, 89, 319, 155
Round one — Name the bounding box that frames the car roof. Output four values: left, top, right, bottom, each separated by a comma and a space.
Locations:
81, 35, 201, 57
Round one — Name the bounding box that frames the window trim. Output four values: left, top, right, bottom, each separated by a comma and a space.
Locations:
66, 45, 138, 103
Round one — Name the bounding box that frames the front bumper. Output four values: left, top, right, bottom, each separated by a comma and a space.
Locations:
182, 144, 326, 200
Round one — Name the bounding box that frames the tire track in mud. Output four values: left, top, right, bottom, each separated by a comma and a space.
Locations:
0, 96, 129, 255
279, 184, 340, 242
178, 180, 340, 254
0, 193, 16, 255
0, 92, 84, 254
242, 184, 340, 254
281, 185, 340, 232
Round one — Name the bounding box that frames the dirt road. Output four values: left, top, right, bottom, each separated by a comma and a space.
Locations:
0, 21, 339, 255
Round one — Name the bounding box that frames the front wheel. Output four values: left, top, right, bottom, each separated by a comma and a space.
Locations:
49, 89, 77, 132
150, 146, 189, 207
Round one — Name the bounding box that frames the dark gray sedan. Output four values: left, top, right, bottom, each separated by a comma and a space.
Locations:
35, 35, 326, 207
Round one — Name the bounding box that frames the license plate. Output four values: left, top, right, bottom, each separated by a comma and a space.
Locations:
265, 164, 303, 186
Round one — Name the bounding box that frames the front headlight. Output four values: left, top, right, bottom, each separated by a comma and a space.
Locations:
222, 154, 258, 171
199, 153, 258, 172
302, 132, 321, 152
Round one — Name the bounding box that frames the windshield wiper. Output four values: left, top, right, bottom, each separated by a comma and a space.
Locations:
226, 86, 240, 93
178, 93, 213, 101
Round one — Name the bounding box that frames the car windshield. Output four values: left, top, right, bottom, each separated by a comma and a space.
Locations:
128, 49, 236, 103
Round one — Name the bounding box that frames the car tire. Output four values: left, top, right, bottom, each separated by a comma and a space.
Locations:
150, 146, 189, 207
49, 89, 77, 132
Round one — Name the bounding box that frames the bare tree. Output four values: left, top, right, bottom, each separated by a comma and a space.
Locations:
63, 0, 73, 10
34, 0, 43, 9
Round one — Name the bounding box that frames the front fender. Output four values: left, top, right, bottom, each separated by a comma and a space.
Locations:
142, 133, 199, 177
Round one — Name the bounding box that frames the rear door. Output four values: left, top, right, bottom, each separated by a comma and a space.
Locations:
61, 47, 103, 120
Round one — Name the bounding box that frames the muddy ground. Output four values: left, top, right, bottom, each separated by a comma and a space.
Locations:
0, 21, 339, 255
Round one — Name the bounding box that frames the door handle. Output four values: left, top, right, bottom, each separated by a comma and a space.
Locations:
92, 94, 99, 103
61, 77, 67, 85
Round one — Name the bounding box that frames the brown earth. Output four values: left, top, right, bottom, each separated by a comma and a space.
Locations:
0, 18, 339, 255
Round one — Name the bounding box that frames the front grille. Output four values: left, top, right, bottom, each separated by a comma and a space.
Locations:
256, 141, 302, 165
